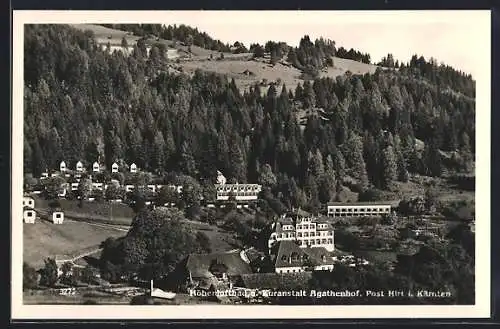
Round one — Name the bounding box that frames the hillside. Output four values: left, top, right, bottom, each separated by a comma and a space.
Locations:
23, 220, 126, 268
71, 24, 381, 92
24, 24, 475, 215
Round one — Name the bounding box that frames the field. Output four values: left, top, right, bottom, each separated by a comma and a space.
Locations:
33, 196, 135, 226
23, 220, 127, 268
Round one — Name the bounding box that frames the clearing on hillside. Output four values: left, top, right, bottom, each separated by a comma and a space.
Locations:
23, 220, 126, 268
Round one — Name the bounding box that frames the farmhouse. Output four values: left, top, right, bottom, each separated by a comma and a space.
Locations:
272, 240, 334, 274
268, 214, 335, 252
52, 210, 64, 224
169, 251, 252, 292
326, 202, 392, 217
23, 206, 36, 224
23, 196, 35, 209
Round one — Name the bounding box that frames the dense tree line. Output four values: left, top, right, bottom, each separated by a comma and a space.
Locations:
24, 25, 475, 212
100, 24, 232, 52
400, 55, 475, 98
335, 46, 371, 64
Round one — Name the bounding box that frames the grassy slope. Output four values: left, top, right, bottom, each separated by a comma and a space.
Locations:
23, 220, 126, 268
71, 24, 383, 93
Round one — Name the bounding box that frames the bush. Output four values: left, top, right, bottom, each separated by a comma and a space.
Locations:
23, 262, 39, 290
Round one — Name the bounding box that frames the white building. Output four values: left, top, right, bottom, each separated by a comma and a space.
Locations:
76, 161, 84, 173
23, 207, 36, 224
111, 162, 119, 173
327, 202, 392, 217
71, 182, 79, 191
52, 211, 64, 224
60, 161, 67, 172
215, 183, 262, 201
130, 163, 137, 173
23, 196, 35, 209
268, 214, 335, 252
92, 162, 100, 173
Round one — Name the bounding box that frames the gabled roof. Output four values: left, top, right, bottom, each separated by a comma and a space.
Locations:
274, 241, 333, 269
241, 272, 313, 289
185, 251, 252, 278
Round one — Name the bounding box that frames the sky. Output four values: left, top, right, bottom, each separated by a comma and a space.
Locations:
147, 10, 489, 78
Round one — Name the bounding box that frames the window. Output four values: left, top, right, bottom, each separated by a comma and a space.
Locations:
297, 232, 302, 237
304, 232, 309, 237
316, 239, 320, 244
297, 225, 302, 229
282, 255, 288, 261
322, 239, 327, 244
310, 240, 315, 245
327, 239, 333, 244
27, 211, 32, 216
56, 214, 61, 218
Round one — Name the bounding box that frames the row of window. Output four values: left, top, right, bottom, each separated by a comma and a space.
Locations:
300, 239, 333, 246
329, 207, 390, 212
216, 191, 260, 196
216, 186, 261, 192
277, 231, 333, 239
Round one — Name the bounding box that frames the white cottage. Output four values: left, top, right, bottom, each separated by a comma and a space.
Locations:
92, 162, 100, 173
130, 163, 138, 173
60, 161, 67, 172
23, 207, 36, 224
52, 211, 64, 224
23, 196, 35, 209
76, 161, 84, 173
111, 162, 119, 173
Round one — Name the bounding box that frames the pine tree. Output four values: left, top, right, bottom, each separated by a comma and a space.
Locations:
381, 145, 398, 190
345, 132, 369, 190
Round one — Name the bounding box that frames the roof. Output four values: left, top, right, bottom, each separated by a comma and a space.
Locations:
274, 241, 334, 269
23, 206, 36, 211
185, 251, 252, 278
327, 202, 393, 207
241, 272, 313, 289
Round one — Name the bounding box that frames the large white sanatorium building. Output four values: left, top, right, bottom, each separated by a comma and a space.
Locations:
268, 214, 335, 252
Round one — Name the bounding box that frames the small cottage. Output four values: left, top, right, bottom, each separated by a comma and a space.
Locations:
60, 161, 67, 172
111, 162, 119, 173
52, 210, 64, 224
23, 207, 36, 224
130, 163, 138, 173
76, 161, 84, 172
92, 162, 100, 173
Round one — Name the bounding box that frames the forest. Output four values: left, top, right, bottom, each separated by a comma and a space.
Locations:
24, 24, 475, 211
